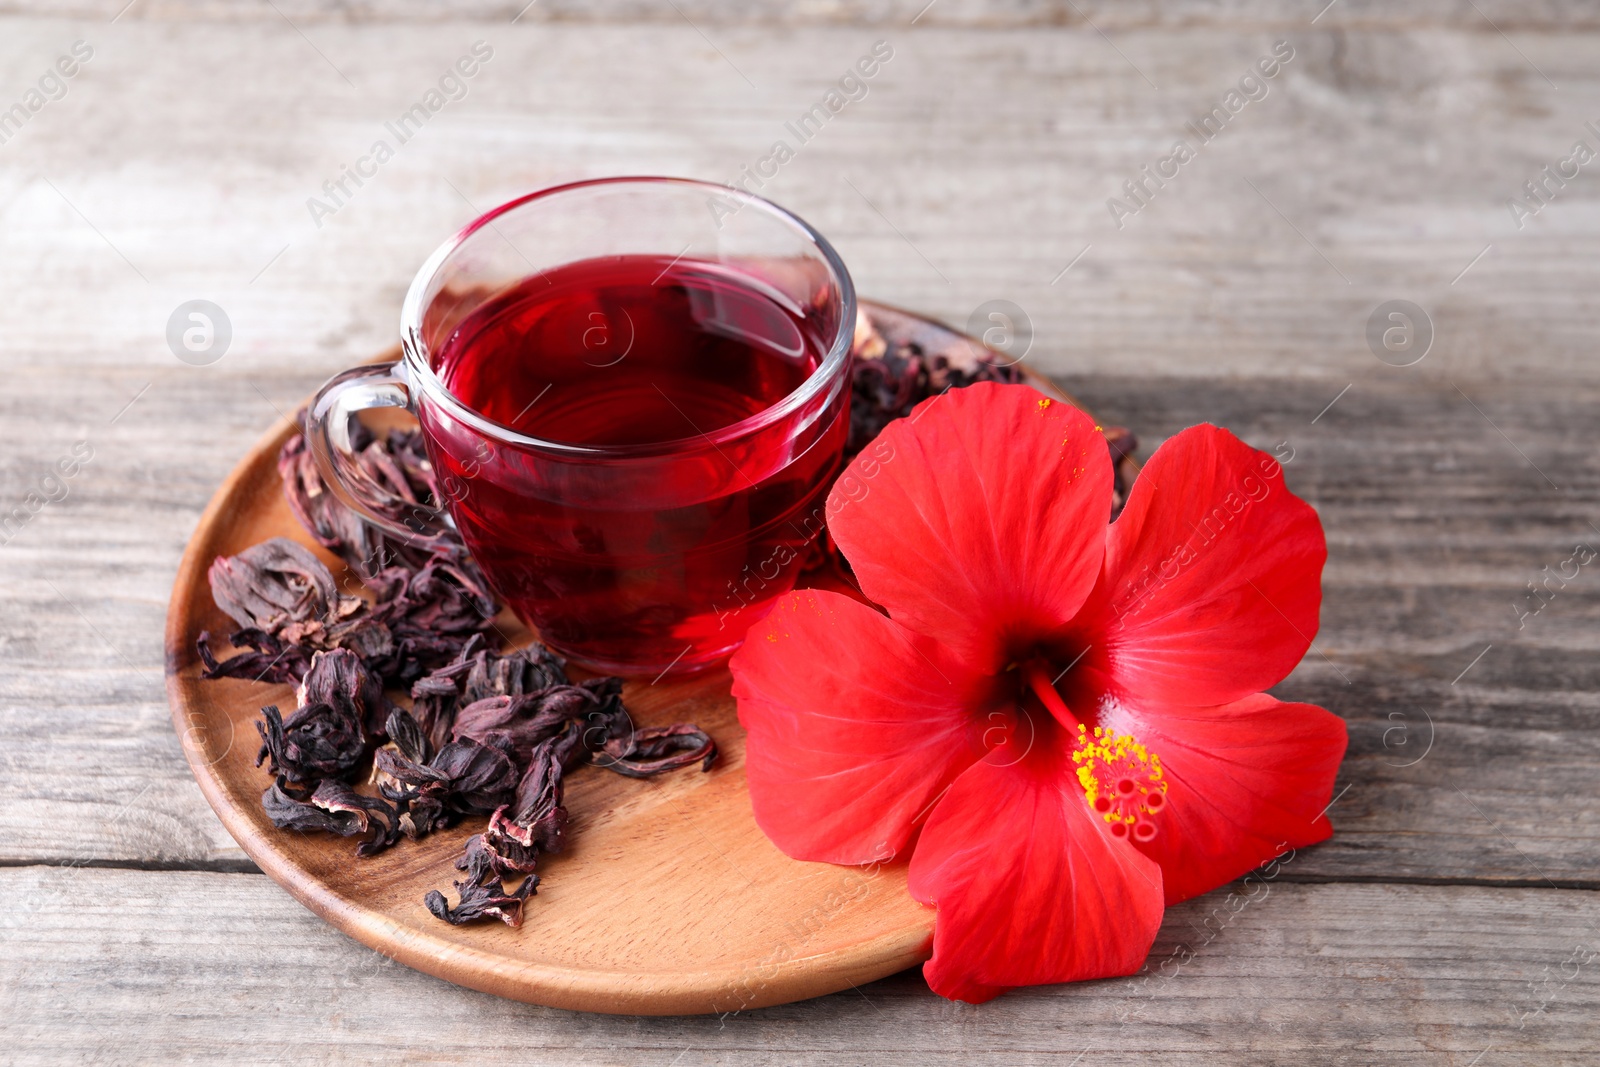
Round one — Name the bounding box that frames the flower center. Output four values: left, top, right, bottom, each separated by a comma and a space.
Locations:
1017, 661, 1168, 842
1070, 725, 1167, 842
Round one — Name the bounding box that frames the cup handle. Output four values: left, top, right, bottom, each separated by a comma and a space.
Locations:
304, 361, 456, 548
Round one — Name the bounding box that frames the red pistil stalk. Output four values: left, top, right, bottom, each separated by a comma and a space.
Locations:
1022, 660, 1078, 727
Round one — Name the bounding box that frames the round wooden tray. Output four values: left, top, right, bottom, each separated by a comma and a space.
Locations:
165, 301, 1127, 1015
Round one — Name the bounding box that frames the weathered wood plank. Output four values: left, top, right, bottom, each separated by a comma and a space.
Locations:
2, 868, 1596, 1064
0, 21, 1596, 387
3, 1, 1597, 31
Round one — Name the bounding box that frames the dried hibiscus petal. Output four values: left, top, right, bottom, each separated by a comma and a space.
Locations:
576, 677, 631, 749
262, 781, 362, 834
595, 723, 719, 778
425, 835, 537, 928
298, 646, 391, 741
847, 306, 1026, 459
846, 307, 1138, 517
480, 738, 569, 876
405, 636, 486, 754
463, 641, 569, 701
408, 672, 463, 755
210, 537, 342, 635
255, 650, 380, 785
372, 555, 496, 637
207, 537, 393, 674
374, 733, 520, 832
202, 433, 720, 928
260, 780, 398, 855
462, 829, 536, 881
257, 702, 364, 786
279, 430, 391, 578
384, 706, 431, 766
314, 780, 399, 856
364, 554, 499, 685
404, 637, 573, 759
205, 408, 723, 932
452, 686, 596, 766
548, 717, 590, 773
196, 627, 313, 686
429, 737, 521, 812
279, 419, 459, 578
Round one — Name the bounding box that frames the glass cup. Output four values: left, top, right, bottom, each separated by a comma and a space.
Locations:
305, 177, 856, 676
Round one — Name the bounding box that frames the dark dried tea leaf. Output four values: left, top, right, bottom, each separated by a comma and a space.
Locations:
255, 650, 381, 785
364, 554, 500, 685
209, 537, 345, 636
595, 723, 719, 779
425, 835, 537, 928
279, 419, 460, 578
463, 641, 569, 702
196, 627, 313, 686
261, 780, 398, 855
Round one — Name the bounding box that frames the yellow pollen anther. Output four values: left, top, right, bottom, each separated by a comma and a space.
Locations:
1071, 724, 1167, 843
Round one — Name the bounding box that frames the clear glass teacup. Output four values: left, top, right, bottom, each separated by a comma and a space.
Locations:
306, 177, 855, 676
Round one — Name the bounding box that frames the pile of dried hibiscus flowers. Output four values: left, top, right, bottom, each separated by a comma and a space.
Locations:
197, 416, 717, 928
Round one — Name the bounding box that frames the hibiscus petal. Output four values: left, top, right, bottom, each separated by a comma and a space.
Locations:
730, 589, 995, 865
1081, 424, 1326, 707
1117, 692, 1347, 905
828, 381, 1113, 669
907, 750, 1166, 1003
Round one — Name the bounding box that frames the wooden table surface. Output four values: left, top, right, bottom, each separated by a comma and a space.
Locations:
3, 2, 1598, 1063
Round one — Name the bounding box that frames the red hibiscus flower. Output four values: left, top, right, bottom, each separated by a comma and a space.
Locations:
730, 382, 1346, 1003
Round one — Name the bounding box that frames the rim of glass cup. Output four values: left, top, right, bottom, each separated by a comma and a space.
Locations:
398, 176, 857, 459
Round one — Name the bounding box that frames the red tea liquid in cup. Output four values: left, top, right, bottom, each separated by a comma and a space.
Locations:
307, 179, 855, 676
425, 253, 846, 671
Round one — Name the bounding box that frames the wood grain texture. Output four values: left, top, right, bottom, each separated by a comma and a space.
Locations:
2, 20, 1597, 387
3, 868, 1597, 1065
1, 5, 1598, 1059
3, 1, 1596, 30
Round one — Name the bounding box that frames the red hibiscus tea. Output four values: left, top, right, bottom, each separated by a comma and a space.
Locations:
310, 179, 855, 676
420, 254, 849, 674
433, 257, 821, 447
